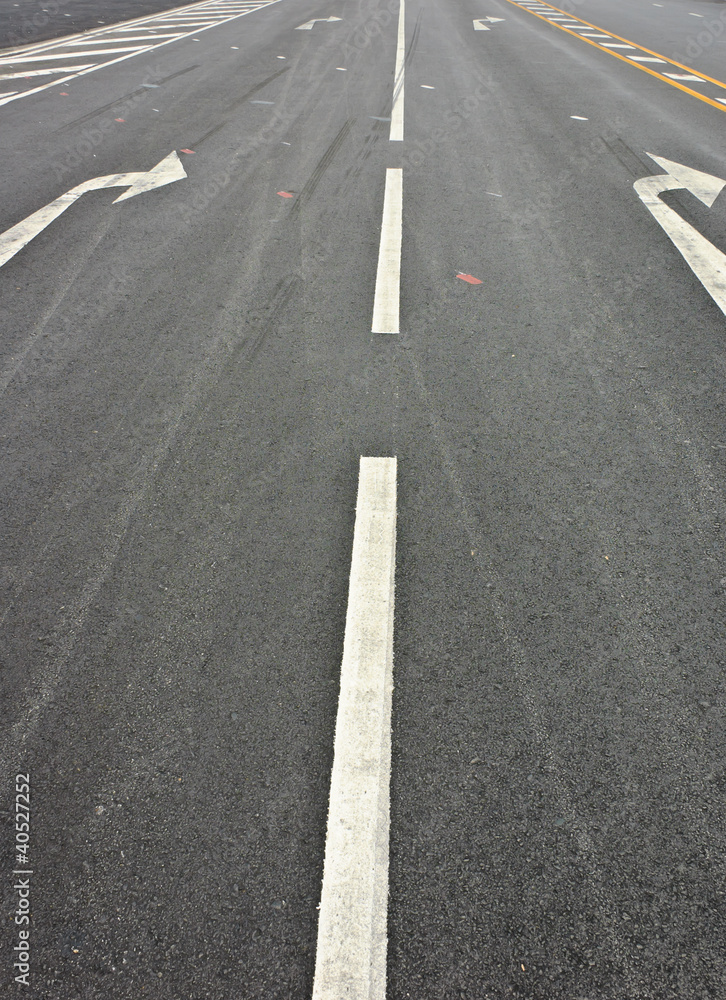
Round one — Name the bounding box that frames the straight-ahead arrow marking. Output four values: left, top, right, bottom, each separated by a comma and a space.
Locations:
0, 151, 187, 270
635, 153, 726, 317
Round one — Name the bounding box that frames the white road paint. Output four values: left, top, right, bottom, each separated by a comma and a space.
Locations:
296, 15, 341, 29
0, 47, 149, 62
635, 153, 726, 317
601, 43, 636, 48
390, 0, 405, 141
57, 33, 182, 43
665, 72, 705, 81
312, 456, 397, 1000
571, 114, 589, 119
629, 55, 667, 62
473, 16, 505, 29
372, 169, 403, 335
0, 152, 186, 270
0, 65, 93, 78
0, 0, 284, 108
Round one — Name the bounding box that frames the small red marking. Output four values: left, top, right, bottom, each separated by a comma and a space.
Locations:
457, 273, 482, 284
60, 91, 69, 95
180, 148, 195, 154
115, 118, 125, 122
277, 191, 294, 198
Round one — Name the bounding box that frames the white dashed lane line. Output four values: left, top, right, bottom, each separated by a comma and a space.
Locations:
390, 0, 405, 141
508, 0, 726, 113
312, 456, 397, 1000
371, 168, 403, 335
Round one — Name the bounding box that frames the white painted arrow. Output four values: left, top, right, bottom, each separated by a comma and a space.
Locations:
0, 151, 186, 270
473, 16, 505, 29
296, 15, 342, 29
634, 153, 726, 317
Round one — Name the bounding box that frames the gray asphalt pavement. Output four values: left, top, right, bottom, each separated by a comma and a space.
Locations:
1, 0, 726, 997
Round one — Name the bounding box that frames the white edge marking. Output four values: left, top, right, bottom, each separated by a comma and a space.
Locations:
390, 0, 405, 141
372, 168, 403, 335
312, 456, 397, 1000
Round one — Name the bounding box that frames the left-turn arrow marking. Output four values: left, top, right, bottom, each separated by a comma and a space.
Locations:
0, 150, 187, 270
473, 16, 505, 29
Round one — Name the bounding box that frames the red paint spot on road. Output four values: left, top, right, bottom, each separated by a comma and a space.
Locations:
457, 273, 482, 284
115, 118, 125, 122
60, 91, 69, 95
277, 191, 294, 198
180, 148, 195, 154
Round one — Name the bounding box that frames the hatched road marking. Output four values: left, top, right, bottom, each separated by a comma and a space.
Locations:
508, 0, 726, 112
0, 0, 283, 108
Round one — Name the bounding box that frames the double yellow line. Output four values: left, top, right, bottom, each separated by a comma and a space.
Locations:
505, 0, 726, 114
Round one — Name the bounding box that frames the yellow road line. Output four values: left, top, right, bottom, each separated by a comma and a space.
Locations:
505, 0, 726, 114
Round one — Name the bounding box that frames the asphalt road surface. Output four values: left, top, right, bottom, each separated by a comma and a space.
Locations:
1, 0, 726, 997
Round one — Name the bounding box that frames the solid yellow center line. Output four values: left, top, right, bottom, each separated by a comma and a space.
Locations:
505, 0, 726, 114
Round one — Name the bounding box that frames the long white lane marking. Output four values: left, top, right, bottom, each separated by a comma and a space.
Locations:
312, 456, 397, 1000
0, 65, 93, 78
57, 34, 183, 44
372, 168, 403, 335
0, 47, 149, 62
390, 0, 405, 141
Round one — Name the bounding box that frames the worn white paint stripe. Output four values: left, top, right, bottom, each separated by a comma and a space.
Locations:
312, 456, 397, 1000
664, 72, 706, 81
0, 47, 148, 62
372, 168, 403, 335
628, 55, 667, 62
390, 0, 405, 141
0, 66, 93, 79
57, 34, 183, 44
